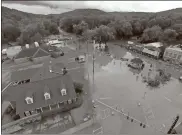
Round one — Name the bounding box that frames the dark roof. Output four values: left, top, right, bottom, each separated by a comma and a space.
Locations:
5, 74, 76, 115
33, 48, 50, 58
10, 62, 65, 83
11, 67, 40, 82
131, 57, 143, 64
15, 47, 38, 59
15, 47, 50, 59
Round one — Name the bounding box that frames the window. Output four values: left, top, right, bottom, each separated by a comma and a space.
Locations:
25, 97, 33, 104
12, 79, 30, 86
61, 89, 67, 96
24, 111, 31, 116
68, 99, 72, 104
177, 55, 181, 60
44, 92, 51, 100
13, 81, 18, 86
36, 108, 42, 113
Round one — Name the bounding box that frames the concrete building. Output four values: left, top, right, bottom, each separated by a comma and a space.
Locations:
163, 45, 182, 65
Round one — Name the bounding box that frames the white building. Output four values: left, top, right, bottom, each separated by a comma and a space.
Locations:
163, 45, 182, 65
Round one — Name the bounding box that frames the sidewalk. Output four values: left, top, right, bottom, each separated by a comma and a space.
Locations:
61, 119, 94, 134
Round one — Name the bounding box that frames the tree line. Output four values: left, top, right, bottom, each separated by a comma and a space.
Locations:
2, 20, 59, 46
2, 7, 182, 46
60, 13, 182, 45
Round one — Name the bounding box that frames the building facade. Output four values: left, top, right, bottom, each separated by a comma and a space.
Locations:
163, 45, 182, 65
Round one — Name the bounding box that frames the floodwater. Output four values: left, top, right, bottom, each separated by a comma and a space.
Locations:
84, 45, 182, 134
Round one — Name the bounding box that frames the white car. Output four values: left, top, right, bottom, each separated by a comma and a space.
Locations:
179, 76, 182, 81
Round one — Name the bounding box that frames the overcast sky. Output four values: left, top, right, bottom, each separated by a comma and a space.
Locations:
2, 1, 182, 15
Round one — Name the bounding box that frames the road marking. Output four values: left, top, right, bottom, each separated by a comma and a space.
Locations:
99, 97, 112, 100
145, 116, 149, 125
164, 96, 172, 102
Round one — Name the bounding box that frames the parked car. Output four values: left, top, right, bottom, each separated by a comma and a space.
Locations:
75, 55, 86, 63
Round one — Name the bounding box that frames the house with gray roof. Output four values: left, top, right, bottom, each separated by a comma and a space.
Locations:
14, 47, 50, 64
3, 63, 78, 118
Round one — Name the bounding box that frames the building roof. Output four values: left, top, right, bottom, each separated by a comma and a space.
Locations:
166, 45, 182, 52
130, 57, 143, 64
11, 67, 40, 82
15, 47, 50, 59
6, 74, 76, 115
10, 62, 65, 83
144, 42, 163, 48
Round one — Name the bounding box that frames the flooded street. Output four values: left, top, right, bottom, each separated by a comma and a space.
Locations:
83, 44, 182, 134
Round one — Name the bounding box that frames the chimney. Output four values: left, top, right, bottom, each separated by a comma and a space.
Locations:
25, 44, 29, 49
34, 42, 39, 47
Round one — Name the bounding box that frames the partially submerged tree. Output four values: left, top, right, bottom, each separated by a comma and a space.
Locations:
74, 82, 83, 94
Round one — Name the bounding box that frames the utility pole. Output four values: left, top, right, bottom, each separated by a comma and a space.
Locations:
92, 43, 95, 93
167, 115, 179, 134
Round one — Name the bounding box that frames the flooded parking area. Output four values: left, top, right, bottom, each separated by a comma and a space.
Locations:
84, 45, 182, 134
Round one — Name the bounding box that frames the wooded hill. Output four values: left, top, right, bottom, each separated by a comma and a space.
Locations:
2, 6, 182, 46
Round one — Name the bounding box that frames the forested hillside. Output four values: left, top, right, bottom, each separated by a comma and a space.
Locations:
2, 6, 182, 46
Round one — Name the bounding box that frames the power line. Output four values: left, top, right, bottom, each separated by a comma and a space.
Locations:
95, 99, 166, 134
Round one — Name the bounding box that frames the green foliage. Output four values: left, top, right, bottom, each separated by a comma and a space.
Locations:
2, 24, 21, 43
73, 21, 88, 35
161, 29, 178, 43
141, 25, 163, 43
2, 6, 182, 47
74, 82, 83, 94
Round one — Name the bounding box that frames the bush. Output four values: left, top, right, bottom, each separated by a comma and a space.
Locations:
74, 82, 83, 94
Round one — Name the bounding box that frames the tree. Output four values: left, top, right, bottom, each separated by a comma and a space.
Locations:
108, 20, 133, 39
132, 20, 143, 35
49, 23, 59, 35
161, 29, 178, 43
31, 32, 42, 43
172, 24, 182, 39
141, 25, 163, 43
73, 21, 88, 35
2, 24, 21, 42
93, 25, 115, 44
